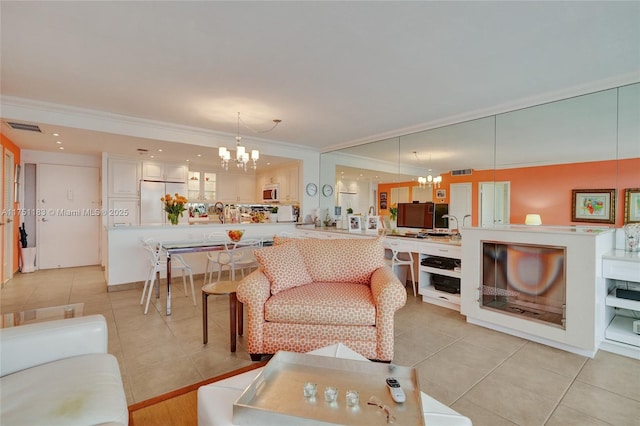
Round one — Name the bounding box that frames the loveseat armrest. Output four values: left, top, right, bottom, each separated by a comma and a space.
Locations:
236, 269, 271, 306
370, 266, 407, 361
236, 270, 272, 355
0, 314, 108, 377
370, 265, 407, 311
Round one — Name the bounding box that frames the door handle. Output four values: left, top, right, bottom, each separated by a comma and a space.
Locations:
6, 219, 12, 223
42, 218, 48, 222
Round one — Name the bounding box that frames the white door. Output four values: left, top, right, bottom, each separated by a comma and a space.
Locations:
4, 152, 14, 281
37, 164, 100, 269
450, 183, 472, 229
479, 181, 511, 227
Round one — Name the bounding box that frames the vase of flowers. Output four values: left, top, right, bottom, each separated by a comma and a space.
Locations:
161, 193, 188, 225
389, 204, 398, 231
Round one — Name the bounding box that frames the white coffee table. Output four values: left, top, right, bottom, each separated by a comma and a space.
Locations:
197, 343, 472, 425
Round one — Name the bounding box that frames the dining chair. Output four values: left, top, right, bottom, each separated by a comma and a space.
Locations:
140, 238, 196, 314
203, 233, 230, 285
385, 243, 416, 297
207, 239, 263, 283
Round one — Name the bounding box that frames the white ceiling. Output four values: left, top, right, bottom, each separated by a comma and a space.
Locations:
1, 1, 639, 172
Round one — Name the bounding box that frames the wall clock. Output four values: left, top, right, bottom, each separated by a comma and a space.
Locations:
305, 183, 318, 196
322, 184, 334, 197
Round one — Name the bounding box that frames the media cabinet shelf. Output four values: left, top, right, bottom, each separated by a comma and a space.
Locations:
419, 285, 461, 310
418, 246, 462, 311
601, 249, 640, 358
605, 315, 640, 347
605, 289, 640, 311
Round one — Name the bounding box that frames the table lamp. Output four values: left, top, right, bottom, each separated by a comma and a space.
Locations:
525, 214, 542, 226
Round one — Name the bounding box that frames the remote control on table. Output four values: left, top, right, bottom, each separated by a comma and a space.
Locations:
386, 377, 406, 403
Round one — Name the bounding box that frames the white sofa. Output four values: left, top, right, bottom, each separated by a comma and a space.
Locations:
0, 314, 129, 426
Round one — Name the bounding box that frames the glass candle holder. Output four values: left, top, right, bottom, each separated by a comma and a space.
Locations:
303, 382, 317, 398
346, 389, 359, 407
324, 386, 338, 403
624, 223, 640, 252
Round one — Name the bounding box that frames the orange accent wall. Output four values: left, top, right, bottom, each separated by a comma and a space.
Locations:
377, 158, 640, 227
1, 134, 22, 277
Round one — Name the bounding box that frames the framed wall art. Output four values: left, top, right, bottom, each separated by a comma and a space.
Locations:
366, 215, 381, 234
347, 214, 362, 233
436, 189, 446, 199
571, 189, 616, 224
624, 188, 640, 223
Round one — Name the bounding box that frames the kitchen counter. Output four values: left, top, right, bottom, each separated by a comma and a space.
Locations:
295, 225, 462, 246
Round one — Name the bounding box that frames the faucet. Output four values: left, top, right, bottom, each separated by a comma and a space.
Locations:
463, 214, 471, 228
442, 214, 461, 240
368, 206, 375, 216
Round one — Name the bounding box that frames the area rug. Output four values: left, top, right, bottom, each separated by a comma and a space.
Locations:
128, 362, 267, 426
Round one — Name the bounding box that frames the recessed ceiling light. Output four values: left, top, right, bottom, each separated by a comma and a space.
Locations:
58, 146, 64, 150
150, 155, 155, 158
186, 159, 190, 162
158, 149, 163, 152
52, 133, 59, 137
197, 154, 202, 157
56, 141, 62, 144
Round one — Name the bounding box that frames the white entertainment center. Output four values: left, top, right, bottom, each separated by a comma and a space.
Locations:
295, 226, 639, 359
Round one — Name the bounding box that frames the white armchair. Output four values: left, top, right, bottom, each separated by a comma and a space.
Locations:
0, 314, 129, 425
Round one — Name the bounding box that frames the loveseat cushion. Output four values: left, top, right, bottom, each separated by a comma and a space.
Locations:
265, 282, 376, 326
0, 353, 128, 426
294, 238, 386, 284
254, 241, 313, 294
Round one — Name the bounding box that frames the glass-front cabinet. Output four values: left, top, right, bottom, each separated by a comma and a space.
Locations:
187, 171, 217, 202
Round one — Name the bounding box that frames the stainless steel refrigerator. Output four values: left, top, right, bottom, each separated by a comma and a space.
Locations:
140, 181, 188, 225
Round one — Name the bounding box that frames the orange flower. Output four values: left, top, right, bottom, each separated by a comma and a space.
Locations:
162, 193, 188, 217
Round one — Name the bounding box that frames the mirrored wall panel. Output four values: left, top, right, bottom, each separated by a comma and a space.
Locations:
320, 82, 639, 228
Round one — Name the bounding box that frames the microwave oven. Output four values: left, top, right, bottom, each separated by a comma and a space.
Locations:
262, 184, 279, 202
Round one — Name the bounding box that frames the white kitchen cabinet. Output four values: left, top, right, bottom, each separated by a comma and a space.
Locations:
255, 163, 301, 203
142, 161, 188, 183
279, 165, 300, 202
108, 157, 139, 197
217, 172, 256, 203
188, 171, 217, 202
107, 198, 139, 226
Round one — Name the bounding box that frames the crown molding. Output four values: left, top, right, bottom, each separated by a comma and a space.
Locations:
325, 72, 640, 153
0, 95, 319, 157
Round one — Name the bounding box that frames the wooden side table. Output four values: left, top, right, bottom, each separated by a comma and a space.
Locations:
202, 281, 243, 352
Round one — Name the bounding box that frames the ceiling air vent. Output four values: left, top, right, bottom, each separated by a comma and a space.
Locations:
451, 169, 472, 176
6, 121, 42, 132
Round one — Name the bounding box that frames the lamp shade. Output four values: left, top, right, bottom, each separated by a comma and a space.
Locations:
525, 214, 542, 225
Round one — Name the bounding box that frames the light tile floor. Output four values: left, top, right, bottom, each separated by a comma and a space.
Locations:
2, 266, 639, 425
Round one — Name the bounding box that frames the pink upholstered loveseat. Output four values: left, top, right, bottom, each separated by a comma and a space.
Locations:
236, 237, 407, 362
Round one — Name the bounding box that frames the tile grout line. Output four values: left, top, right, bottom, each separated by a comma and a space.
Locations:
447, 339, 529, 410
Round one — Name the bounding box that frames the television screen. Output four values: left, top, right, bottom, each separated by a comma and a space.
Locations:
434, 203, 449, 229
397, 202, 434, 229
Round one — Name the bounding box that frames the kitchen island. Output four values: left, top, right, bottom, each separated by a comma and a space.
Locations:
104, 222, 297, 288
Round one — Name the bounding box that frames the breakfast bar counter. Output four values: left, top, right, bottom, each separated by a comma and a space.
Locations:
104, 222, 297, 288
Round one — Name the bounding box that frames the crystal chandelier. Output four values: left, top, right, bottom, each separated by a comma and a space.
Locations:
414, 152, 442, 189
218, 112, 260, 172
417, 174, 442, 189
